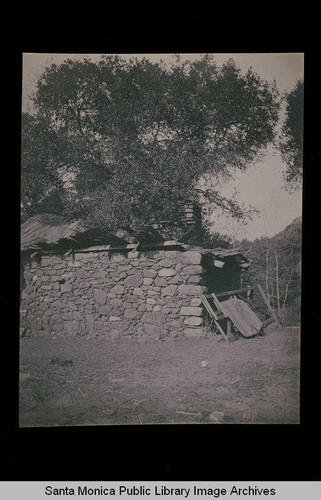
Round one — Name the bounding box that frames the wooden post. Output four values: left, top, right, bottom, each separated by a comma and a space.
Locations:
257, 284, 280, 327
215, 286, 255, 298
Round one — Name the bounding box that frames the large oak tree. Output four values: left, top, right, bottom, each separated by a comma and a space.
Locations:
21, 55, 280, 231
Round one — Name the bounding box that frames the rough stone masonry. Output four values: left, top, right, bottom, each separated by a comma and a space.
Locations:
20, 248, 209, 340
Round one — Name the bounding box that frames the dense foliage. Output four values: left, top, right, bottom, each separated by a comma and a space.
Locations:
21, 55, 280, 229
279, 80, 303, 191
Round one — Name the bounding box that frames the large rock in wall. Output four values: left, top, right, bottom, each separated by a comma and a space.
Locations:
20, 249, 208, 340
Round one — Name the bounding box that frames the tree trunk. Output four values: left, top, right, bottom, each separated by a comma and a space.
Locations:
265, 239, 271, 305
281, 246, 295, 323
274, 248, 282, 322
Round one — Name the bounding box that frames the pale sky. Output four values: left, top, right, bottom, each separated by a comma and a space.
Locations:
22, 52, 304, 241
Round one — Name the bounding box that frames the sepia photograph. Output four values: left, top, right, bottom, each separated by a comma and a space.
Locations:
19, 52, 303, 427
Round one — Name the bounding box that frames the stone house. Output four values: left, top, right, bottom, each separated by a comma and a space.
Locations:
20, 213, 250, 340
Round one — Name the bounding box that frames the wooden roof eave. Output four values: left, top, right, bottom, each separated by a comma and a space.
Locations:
39, 240, 183, 254
75, 240, 182, 252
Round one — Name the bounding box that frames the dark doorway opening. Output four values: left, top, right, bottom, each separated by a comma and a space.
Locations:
202, 254, 243, 294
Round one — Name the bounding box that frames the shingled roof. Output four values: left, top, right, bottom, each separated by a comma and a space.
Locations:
21, 214, 250, 267
21, 214, 85, 250
20, 214, 165, 251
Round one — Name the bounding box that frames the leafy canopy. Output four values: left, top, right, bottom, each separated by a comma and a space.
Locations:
279, 80, 303, 191
22, 55, 280, 229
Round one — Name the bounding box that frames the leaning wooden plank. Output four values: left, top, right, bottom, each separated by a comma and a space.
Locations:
203, 294, 227, 321
256, 284, 281, 326
235, 299, 263, 333
236, 295, 270, 317
218, 298, 263, 338
201, 294, 219, 320
214, 319, 229, 342
211, 292, 224, 311
235, 295, 270, 318
201, 295, 228, 342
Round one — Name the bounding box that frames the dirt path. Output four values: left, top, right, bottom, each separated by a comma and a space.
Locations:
19, 326, 300, 427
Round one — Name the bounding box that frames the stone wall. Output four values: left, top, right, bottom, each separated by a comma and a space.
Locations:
20, 248, 209, 340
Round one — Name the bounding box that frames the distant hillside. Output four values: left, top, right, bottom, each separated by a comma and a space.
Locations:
239, 217, 302, 324
272, 216, 302, 243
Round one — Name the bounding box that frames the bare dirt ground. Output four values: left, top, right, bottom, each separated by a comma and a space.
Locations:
19, 325, 300, 427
